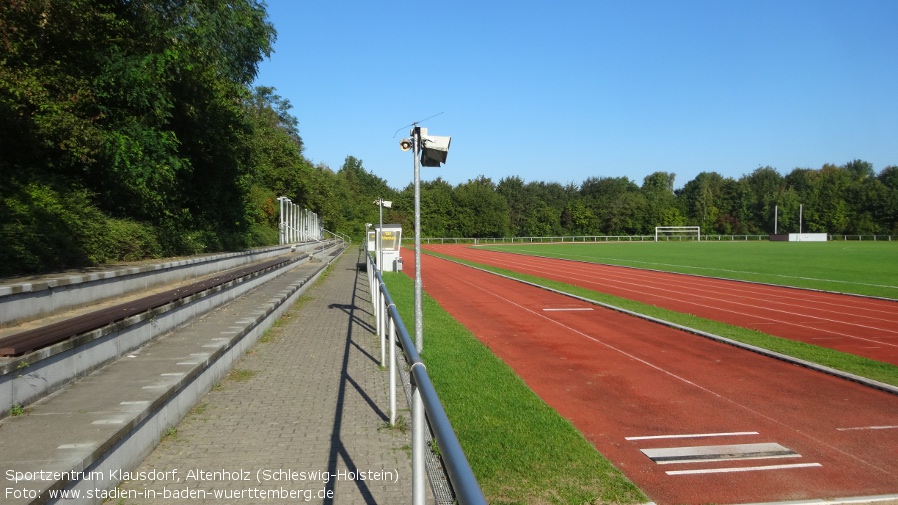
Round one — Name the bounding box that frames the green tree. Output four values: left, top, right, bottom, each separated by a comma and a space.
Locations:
641, 171, 680, 232
452, 176, 509, 238
680, 172, 729, 231
497, 176, 527, 235
576, 176, 639, 234
875, 166, 898, 233
742, 166, 785, 233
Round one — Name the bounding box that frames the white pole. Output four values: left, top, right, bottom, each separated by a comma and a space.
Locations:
799, 204, 803, 235
377, 199, 385, 366
288, 202, 294, 243
389, 317, 396, 426
412, 382, 425, 505
378, 200, 384, 270
378, 281, 385, 366
278, 198, 285, 245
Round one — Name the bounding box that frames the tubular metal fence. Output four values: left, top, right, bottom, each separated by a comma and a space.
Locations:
366, 251, 486, 505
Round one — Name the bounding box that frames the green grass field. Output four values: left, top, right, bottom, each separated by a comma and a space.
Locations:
382, 271, 648, 505
481, 241, 898, 299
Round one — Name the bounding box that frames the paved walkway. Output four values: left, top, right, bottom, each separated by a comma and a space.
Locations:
117, 249, 416, 504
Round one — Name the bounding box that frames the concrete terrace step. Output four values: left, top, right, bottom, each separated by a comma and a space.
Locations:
0, 256, 335, 505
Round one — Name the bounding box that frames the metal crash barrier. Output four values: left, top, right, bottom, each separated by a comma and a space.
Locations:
366, 252, 486, 505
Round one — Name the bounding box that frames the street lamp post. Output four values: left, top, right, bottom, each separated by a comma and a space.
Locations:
374, 198, 392, 269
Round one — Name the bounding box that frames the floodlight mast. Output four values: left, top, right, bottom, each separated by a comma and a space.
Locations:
412, 126, 424, 354
405, 125, 451, 353
399, 123, 450, 505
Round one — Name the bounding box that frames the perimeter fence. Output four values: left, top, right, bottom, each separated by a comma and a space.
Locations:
410, 234, 895, 244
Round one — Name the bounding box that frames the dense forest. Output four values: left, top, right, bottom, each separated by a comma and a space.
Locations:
2, 1, 896, 278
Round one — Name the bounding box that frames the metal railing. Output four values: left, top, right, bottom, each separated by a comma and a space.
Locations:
366, 252, 486, 505
829, 234, 894, 241
322, 228, 350, 246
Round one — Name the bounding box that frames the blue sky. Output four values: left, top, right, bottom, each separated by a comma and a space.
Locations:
253, 0, 898, 190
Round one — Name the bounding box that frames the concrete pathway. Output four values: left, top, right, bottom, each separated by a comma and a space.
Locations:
117, 249, 415, 504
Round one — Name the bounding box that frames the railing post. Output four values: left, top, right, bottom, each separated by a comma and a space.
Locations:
369, 255, 376, 314
412, 379, 426, 505
378, 283, 386, 367
389, 317, 396, 426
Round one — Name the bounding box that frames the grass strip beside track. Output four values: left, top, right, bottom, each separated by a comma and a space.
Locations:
424, 251, 898, 388
480, 241, 898, 300
381, 271, 648, 505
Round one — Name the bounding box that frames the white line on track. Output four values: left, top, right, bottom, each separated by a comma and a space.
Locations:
836, 425, 898, 431
740, 494, 898, 505
665, 462, 822, 475
626, 431, 759, 440
542, 307, 594, 311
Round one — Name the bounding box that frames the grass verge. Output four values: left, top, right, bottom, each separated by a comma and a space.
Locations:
382, 272, 647, 505
425, 251, 898, 387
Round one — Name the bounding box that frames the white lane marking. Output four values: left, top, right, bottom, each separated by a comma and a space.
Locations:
642, 443, 797, 464
92, 419, 125, 425
666, 462, 822, 475
542, 307, 594, 311
836, 425, 898, 431
626, 431, 758, 441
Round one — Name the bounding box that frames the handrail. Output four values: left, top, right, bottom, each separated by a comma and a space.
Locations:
322, 228, 350, 245
366, 252, 486, 505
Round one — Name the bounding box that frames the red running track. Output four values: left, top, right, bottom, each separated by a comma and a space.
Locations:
424, 244, 898, 366
406, 252, 898, 505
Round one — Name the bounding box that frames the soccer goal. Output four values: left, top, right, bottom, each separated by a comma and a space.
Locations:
655, 226, 701, 242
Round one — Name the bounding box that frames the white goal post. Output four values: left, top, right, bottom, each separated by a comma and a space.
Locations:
655, 226, 701, 242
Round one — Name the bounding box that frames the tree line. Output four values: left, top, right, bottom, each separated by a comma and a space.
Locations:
2, 2, 896, 278
339, 160, 898, 242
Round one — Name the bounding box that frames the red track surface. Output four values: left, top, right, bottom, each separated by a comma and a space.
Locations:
404, 250, 898, 505
424, 244, 898, 366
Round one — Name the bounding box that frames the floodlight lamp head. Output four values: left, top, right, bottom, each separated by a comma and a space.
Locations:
399, 138, 413, 152
420, 134, 451, 167
383, 200, 392, 208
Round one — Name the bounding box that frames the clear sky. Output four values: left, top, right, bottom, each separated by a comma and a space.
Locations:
253, 0, 898, 191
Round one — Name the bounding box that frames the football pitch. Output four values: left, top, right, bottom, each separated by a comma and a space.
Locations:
481, 241, 898, 300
